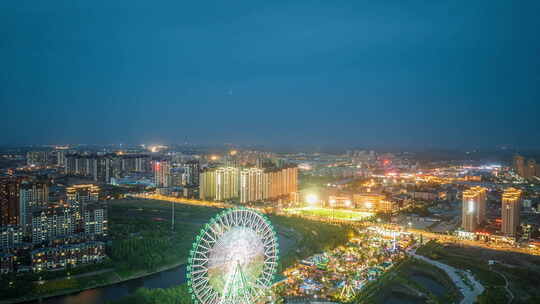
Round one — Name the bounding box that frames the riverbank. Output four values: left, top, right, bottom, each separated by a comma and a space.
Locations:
0, 259, 187, 304
0, 199, 307, 304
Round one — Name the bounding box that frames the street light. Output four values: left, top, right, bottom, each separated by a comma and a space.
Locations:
306, 194, 318, 206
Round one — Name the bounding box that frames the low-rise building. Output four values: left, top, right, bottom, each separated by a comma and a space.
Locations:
31, 241, 106, 271
353, 193, 397, 213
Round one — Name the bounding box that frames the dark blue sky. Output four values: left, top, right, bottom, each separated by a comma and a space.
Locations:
1, 1, 539, 148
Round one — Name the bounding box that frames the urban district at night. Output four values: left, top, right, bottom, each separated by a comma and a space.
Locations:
2, 1, 540, 304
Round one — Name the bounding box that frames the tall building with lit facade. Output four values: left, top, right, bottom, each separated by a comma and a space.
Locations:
153, 160, 171, 188
199, 167, 239, 201
56, 150, 67, 166
200, 165, 297, 203
26, 151, 49, 167
19, 180, 49, 233
199, 168, 216, 200
184, 160, 200, 186
84, 204, 108, 238
526, 159, 538, 179
32, 206, 77, 244
239, 165, 298, 204
513, 154, 539, 179
215, 167, 239, 201
64, 153, 152, 183
240, 168, 265, 203
513, 155, 526, 177
134, 155, 151, 172
0, 177, 21, 226
461, 186, 487, 232
263, 165, 298, 202
0, 226, 23, 250
501, 187, 522, 237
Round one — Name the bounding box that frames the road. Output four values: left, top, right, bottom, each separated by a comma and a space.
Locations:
410, 250, 484, 304
130, 193, 540, 257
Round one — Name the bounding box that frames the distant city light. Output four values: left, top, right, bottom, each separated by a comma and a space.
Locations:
298, 163, 312, 170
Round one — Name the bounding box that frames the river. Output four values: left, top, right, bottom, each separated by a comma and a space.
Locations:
27, 265, 187, 304
25, 233, 296, 304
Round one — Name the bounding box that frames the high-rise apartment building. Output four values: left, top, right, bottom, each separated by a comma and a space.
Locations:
264, 165, 298, 201
184, 160, 200, 186
65, 153, 132, 183
215, 167, 239, 201
26, 151, 49, 167
153, 160, 171, 188
19, 180, 49, 233
0, 177, 21, 226
200, 165, 297, 203
461, 186, 487, 232
199, 167, 239, 201
84, 204, 108, 237
32, 206, 77, 244
513, 154, 539, 179
526, 159, 538, 179
134, 155, 151, 172
56, 150, 67, 166
501, 187, 522, 237
199, 168, 216, 200
240, 168, 265, 203
513, 155, 526, 177
0, 225, 23, 250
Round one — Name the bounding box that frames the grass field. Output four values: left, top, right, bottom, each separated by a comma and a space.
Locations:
284, 206, 373, 221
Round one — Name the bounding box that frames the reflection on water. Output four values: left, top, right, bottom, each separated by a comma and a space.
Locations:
384, 293, 426, 304
26, 265, 186, 304
410, 274, 446, 297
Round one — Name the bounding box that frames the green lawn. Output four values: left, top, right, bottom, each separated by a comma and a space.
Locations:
285, 206, 373, 221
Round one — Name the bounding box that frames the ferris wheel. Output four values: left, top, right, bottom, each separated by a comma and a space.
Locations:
187, 207, 279, 304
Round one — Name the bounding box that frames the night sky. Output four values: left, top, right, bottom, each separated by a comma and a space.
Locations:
1, 1, 539, 148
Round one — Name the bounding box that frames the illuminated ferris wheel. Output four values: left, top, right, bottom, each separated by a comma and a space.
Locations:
187, 208, 279, 304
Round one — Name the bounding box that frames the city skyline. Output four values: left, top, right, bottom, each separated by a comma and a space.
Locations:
3, 1, 540, 303
2, 1, 540, 148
